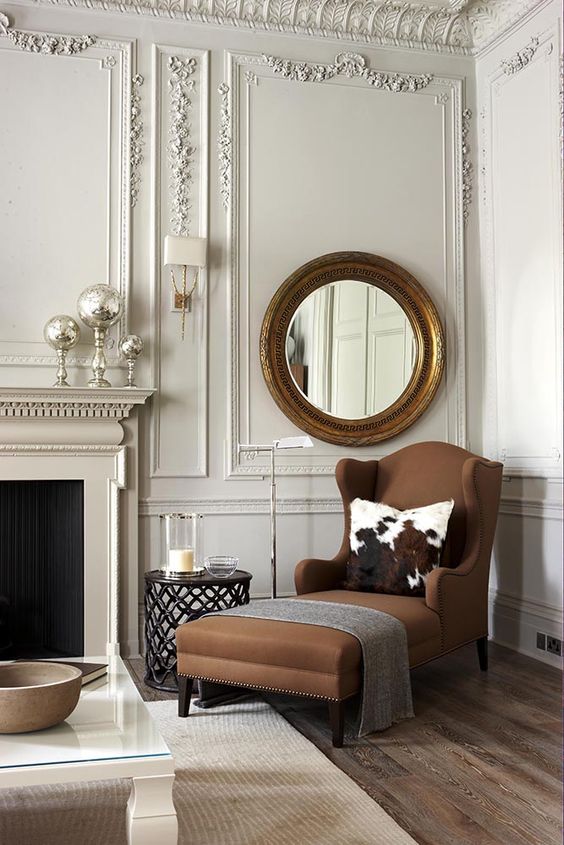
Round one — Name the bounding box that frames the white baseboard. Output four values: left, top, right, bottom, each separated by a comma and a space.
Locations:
489, 588, 563, 668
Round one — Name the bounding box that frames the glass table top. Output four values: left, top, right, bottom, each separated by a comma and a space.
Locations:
0, 656, 171, 770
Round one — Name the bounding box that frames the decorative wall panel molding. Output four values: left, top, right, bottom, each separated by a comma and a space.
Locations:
501, 35, 540, 75
139, 496, 343, 516
0, 11, 94, 54
225, 50, 467, 477
0, 21, 134, 369
217, 82, 231, 212
262, 53, 432, 92
130, 73, 144, 208
28, 0, 544, 55
167, 55, 197, 236
150, 46, 209, 478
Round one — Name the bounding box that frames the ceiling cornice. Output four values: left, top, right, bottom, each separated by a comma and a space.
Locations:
26, 0, 545, 54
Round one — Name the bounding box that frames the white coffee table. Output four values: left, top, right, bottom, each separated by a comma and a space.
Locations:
0, 656, 177, 845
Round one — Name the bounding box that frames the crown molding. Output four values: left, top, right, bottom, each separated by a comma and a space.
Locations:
24, 0, 545, 55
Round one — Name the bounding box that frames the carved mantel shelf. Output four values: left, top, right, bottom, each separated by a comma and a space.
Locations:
0, 387, 155, 421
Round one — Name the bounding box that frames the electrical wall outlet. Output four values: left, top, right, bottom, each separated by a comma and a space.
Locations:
546, 636, 562, 656
536, 632, 546, 651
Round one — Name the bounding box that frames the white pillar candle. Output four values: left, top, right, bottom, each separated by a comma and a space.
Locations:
168, 548, 194, 573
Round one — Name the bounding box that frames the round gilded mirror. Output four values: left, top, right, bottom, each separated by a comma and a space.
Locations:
286, 280, 416, 420
260, 252, 445, 446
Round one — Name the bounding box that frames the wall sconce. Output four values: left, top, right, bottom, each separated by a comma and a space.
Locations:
163, 235, 207, 340
238, 435, 314, 598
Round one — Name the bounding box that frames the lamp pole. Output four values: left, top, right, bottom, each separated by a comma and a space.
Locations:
238, 436, 313, 599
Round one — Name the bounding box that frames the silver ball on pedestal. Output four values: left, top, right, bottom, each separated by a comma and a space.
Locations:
43, 315, 81, 387
77, 284, 124, 388
118, 334, 144, 388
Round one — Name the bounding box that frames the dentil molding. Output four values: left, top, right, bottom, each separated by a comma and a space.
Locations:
27, 0, 544, 55
0, 387, 155, 420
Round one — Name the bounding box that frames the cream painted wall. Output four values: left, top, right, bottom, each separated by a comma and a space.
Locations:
476, 0, 563, 666
1, 0, 559, 663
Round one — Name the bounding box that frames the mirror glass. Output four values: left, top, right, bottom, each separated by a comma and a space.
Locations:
286, 280, 415, 420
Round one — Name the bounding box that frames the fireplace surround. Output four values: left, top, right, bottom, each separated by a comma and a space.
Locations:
0, 387, 153, 657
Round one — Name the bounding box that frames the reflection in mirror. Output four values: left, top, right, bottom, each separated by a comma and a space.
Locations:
286, 280, 415, 420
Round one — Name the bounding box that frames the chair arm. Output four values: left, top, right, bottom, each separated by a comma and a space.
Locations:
425, 565, 488, 651
294, 557, 347, 595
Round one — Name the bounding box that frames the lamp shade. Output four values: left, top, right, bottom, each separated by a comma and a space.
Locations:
164, 235, 207, 267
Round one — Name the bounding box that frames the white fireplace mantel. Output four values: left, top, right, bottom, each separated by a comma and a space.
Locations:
0, 387, 155, 657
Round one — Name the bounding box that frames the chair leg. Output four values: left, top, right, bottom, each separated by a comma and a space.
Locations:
476, 636, 488, 672
178, 676, 193, 717
328, 700, 345, 748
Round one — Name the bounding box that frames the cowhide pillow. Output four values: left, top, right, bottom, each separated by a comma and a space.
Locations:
344, 498, 455, 596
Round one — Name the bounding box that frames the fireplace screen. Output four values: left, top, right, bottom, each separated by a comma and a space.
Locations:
0, 480, 84, 659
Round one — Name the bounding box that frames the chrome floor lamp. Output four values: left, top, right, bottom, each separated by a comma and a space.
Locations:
238, 436, 313, 598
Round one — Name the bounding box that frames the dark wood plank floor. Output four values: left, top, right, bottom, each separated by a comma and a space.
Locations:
126, 642, 562, 845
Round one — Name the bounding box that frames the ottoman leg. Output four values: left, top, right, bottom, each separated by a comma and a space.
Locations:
328, 700, 344, 748
178, 675, 193, 717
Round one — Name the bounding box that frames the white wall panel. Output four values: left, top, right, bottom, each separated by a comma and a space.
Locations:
149, 44, 209, 478
226, 51, 468, 477
0, 30, 133, 371
477, 0, 563, 662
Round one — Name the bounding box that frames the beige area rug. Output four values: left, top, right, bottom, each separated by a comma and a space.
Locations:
0, 699, 415, 845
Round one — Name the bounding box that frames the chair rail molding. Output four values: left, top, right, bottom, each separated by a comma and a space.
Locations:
224, 50, 467, 477
0, 14, 137, 370
25, 0, 545, 56
150, 45, 209, 479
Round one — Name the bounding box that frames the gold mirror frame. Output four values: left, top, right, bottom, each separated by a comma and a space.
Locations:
260, 251, 445, 447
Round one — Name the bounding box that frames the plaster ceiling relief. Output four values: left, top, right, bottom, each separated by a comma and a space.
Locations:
27, 0, 545, 53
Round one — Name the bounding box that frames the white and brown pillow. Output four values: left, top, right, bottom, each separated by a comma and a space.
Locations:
344, 498, 455, 596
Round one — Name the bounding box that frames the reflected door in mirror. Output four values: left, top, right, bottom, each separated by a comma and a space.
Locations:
287, 281, 414, 420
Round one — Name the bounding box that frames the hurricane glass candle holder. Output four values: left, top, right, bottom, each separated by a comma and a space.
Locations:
160, 513, 204, 577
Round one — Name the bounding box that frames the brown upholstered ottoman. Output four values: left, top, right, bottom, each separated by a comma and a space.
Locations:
175, 614, 362, 747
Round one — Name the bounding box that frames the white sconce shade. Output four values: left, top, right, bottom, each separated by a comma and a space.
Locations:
274, 436, 314, 450
164, 235, 207, 268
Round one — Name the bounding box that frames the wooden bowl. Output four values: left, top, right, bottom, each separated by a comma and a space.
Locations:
0, 662, 82, 733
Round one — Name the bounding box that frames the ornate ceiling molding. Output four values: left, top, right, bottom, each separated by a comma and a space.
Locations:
27, 0, 545, 55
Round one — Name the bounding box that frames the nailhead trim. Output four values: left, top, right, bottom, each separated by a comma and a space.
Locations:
178, 672, 341, 702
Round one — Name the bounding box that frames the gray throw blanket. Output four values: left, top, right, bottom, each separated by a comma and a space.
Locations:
206, 599, 413, 737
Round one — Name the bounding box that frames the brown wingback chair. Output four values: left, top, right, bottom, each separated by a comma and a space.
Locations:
295, 441, 503, 668
176, 441, 503, 746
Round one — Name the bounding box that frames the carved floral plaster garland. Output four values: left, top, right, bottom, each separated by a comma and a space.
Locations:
130, 73, 144, 208
501, 36, 539, 75
218, 82, 232, 212
0, 11, 94, 54
263, 52, 432, 92
168, 55, 197, 237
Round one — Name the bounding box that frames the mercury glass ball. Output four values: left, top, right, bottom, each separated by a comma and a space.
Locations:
119, 334, 144, 359
43, 315, 81, 350
77, 284, 124, 329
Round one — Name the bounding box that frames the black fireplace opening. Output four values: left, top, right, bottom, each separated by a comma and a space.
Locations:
0, 480, 84, 659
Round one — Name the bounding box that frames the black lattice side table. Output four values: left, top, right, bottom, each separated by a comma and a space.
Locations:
143, 569, 252, 692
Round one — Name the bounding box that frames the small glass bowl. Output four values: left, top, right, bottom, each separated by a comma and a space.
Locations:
204, 555, 238, 578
